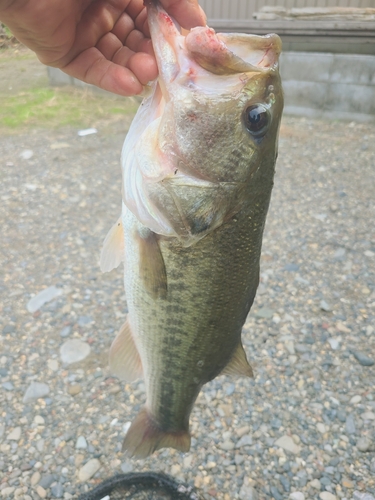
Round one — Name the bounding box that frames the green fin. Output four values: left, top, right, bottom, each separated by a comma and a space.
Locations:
137, 230, 167, 300
100, 217, 124, 273
221, 342, 253, 378
122, 407, 191, 459
109, 319, 143, 382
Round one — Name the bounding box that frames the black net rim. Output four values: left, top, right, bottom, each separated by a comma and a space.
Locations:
76, 472, 203, 500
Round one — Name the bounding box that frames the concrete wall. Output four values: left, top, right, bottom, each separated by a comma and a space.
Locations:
48, 51, 375, 123
199, 0, 375, 20
280, 52, 375, 122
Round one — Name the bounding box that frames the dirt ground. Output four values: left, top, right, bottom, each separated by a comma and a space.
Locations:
0, 46, 48, 94
1, 49, 375, 500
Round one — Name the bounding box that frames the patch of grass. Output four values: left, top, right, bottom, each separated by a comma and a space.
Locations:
0, 86, 139, 130
0, 22, 20, 49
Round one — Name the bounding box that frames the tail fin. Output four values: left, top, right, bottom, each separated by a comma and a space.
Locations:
122, 407, 191, 459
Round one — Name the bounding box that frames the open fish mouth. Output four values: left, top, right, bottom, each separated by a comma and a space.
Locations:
121, 0, 283, 242
146, 0, 282, 100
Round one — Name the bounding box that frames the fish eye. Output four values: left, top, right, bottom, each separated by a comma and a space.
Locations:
244, 104, 270, 138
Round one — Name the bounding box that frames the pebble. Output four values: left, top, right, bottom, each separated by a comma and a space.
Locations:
2, 325, 15, 335
19, 149, 34, 160
271, 418, 282, 429
31, 472, 41, 486
219, 440, 235, 451
254, 307, 274, 319
290, 493, 305, 500
59, 326, 71, 338
353, 493, 375, 500
26, 286, 63, 313
6, 427, 21, 441
75, 436, 88, 449
317, 423, 326, 434
36, 438, 45, 452
39, 474, 55, 489
321, 476, 331, 487
319, 493, 337, 500
274, 435, 301, 454
356, 437, 372, 452
234, 454, 244, 466
68, 384, 82, 396
284, 263, 299, 272
60, 339, 91, 364
34, 415, 45, 425
350, 395, 362, 404
2, 381, 14, 391
77, 315, 93, 326
270, 486, 283, 500
350, 350, 375, 366
47, 359, 59, 371
108, 384, 121, 394
342, 478, 354, 488
23, 382, 50, 402
328, 338, 340, 350
236, 434, 253, 448
337, 410, 346, 423
78, 459, 101, 481
36, 485, 47, 499
310, 479, 321, 490
285, 340, 295, 354
239, 477, 257, 500
120, 461, 133, 473
1, 487, 15, 498
279, 475, 290, 492
345, 414, 356, 434
51, 483, 64, 498
320, 300, 331, 312
333, 248, 346, 261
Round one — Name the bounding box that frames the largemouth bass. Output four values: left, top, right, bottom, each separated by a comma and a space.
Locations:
100, 0, 283, 459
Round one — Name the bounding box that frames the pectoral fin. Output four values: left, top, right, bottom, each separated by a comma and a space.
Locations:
221, 342, 253, 378
137, 229, 167, 300
109, 319, 143, 382
100, 217, 124, 273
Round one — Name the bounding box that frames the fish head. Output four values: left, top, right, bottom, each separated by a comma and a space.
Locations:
122, 1, 283, 242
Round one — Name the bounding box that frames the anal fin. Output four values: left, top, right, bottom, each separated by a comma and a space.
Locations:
100, 216, 124, 273
221, 342, 253, 378
109, 319, 143, 382
137, 229, 167, 300
123, 407, 191, 459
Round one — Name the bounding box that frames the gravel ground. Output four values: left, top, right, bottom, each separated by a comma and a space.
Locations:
0, 115, 374, 500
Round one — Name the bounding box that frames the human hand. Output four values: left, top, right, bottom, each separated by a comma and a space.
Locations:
0, 0, 206, 96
